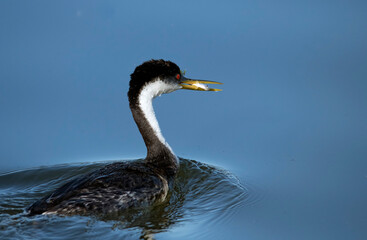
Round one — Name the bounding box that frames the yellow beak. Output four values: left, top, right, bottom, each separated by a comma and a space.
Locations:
180, 78, 223, 92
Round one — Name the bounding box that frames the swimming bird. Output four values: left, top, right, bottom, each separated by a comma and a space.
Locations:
27, 59, 222, 215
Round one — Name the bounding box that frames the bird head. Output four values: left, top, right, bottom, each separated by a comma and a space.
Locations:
128, 59, 222, 105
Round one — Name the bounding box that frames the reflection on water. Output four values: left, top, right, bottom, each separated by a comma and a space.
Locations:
0, 158, 253, 239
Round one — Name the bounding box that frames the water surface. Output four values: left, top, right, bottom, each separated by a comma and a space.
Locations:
0, 158, 248, 239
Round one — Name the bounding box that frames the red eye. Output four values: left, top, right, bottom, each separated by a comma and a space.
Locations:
176, 74, 180, 80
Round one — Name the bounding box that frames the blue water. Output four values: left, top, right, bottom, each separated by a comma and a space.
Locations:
0, 159, 248, 239
0, 1, 366, 239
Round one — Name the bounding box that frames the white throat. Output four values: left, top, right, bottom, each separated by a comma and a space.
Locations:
138, 79, 180, 154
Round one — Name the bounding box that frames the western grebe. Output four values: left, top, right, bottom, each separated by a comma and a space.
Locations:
27, 59, 222, 215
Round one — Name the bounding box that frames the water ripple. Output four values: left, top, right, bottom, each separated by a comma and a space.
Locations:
0, 158, 249, 239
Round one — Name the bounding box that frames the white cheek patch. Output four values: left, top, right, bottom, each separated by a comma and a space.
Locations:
138, 79, 180, 153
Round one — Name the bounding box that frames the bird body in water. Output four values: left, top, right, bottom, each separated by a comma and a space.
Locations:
27, 59, 222, 216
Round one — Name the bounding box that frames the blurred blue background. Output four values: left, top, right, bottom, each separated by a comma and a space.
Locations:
0, 0, 366, 239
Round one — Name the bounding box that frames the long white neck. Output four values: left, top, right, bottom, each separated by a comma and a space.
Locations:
138, 81, 173, 153
136, 79, 180, 161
